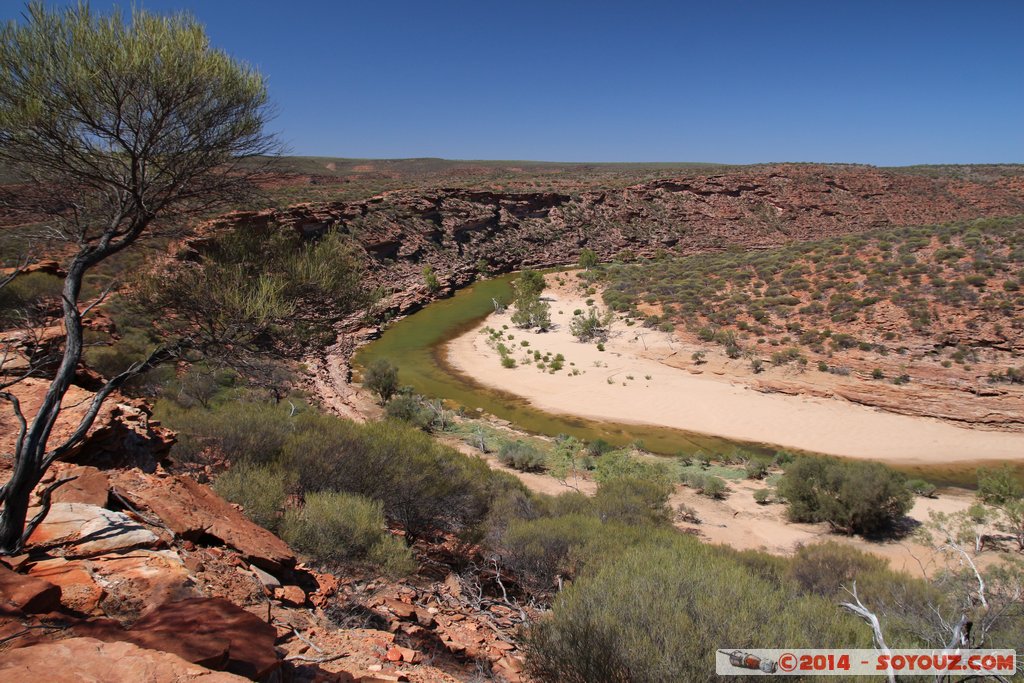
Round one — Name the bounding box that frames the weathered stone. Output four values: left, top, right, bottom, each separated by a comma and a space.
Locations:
274, 584, 305, 607
128, 598, 281, 680
51, 465, 109, 506
0, 637, 247, 682
27, 502, 159, 555
118, 473, 295, 572
0, 563, 61, 614
26, 557, 104, 614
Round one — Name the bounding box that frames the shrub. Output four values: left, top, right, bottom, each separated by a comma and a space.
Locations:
570, 307, 613, 342
776, 457, 912, 535
501, 355, 517, 368
786, 541, 887, 598
498, 440, 547, 472
526, 540, 867, 682
167, 401, 294, 466
363, 358, 399, 404
592, 477, 672, 526
906, 478, 937, 498
593, 450, 670, 486
384, 395, 434, 430
214, 462, 289, 533
753, 488, 771, 504
745, 458, 770, 480
282, 491, 414, 575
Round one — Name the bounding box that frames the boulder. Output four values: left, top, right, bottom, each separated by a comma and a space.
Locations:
273, 585, 305, 607
27, 548, 197, 620
127, 598, 281, 680
118, 473, 295, 573
0, 563, 61, 614
51, 465, 110, 506
27, 502, 159, 555
26, 557, 104, 614
0, 379, 174, 471
0, 637, 247, 682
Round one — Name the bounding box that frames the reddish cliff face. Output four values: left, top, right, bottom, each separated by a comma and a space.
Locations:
187, 165, 1024, 316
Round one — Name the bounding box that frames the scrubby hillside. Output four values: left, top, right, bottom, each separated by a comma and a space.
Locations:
591, 216, 1024, 427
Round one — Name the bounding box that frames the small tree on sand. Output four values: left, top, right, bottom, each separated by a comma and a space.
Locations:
0, 3, 276, 554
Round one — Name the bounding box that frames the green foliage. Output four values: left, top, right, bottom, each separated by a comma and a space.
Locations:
905, 478, 937, 498
140, 229, 368, 354
363, 358, 399, 404
753, 488, 771, 504
592, 476, 672, 526
384, 395, 433, 430
164, 400, 295, 466
0, 271, 61, 327
498, 440, 547, 472
526, 537, 868, 682
578, 248, 599, 270
569, 306, 613, 342
214, 462, 289, 533
593, 450, 670, 485
786, 541, 887, 598
422, 264, 441, 293
281, 491, 414, 575
777, 457, 912, 534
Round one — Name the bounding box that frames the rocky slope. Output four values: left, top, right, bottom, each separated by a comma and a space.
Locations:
193, 165, 1024, 316
0, 382, 531, 682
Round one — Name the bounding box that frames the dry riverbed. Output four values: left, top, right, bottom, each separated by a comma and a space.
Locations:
445, 273, 1024, 466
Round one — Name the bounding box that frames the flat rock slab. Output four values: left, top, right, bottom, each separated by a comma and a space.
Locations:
0, 637, 247, 682
0, 563, 61, 614
52, 465, 110, 507
119, 473, 295, 573
26, 557, 104, 614
27, 548, 195, 619
27, 502, 159, 556
136, 598, 281, 680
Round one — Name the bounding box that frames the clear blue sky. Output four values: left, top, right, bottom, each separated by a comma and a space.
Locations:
13, 1, 1024, 164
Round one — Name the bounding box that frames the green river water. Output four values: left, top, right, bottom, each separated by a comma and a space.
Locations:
354, 274, 1019, 487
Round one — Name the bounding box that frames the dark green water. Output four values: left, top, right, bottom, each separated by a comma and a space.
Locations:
354, 274, 778, 459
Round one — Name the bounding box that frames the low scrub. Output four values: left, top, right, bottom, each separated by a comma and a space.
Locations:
776, 457, 912, 534
281, 491, 415, 576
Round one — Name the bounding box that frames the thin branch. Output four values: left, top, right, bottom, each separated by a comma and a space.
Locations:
840, 582, 895, 683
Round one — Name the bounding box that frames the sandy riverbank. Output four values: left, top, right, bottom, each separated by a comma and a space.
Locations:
445, 275, 1024, 466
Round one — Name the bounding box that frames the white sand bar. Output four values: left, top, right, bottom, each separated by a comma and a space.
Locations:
446, 279, 1024, 465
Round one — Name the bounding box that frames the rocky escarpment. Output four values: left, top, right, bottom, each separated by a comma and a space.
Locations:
191, 164, 1024, 317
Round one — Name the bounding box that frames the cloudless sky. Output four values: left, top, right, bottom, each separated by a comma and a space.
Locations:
10, 1, 1024, 164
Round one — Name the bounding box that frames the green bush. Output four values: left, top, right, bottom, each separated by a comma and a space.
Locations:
384, 395, 433, 430
776, 457, 912, 535
498, 440, 547, 472
363, 358, 399, 404
592, 477, 672, 526
905, 478, 937, 498
593, 450, 670, 485
282, 491, 414, 575
786, 541, 887, 598
166, 401, 294, 466
526, 539, 867, 682
214, 462, 289, 533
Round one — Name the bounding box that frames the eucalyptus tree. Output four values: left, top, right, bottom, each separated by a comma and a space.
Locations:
0, 3, 277, 553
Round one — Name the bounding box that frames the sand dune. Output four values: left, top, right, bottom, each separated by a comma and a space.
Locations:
446, 278, 1024, 465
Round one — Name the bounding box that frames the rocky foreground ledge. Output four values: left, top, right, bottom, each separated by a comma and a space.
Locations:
0, 382, 528, 682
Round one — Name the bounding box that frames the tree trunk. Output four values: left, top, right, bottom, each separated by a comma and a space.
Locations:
0, 258, 85, 554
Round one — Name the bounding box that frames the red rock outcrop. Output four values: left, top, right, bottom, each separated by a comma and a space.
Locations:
0, 637, 248, 682
0, 379, 175, 474
189, 165, 1024, 322
112, 471, 296, 573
